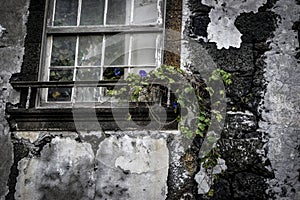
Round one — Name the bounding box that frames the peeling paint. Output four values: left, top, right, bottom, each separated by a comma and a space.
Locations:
0, 25, 6, 38
96, 134, 169, 200
195, 158, 227, 194
114, 136, 168, 174
15, 132, 40, 143
260, 0, 300, 198
15, 137, 95, 200
202, 0, 267, 49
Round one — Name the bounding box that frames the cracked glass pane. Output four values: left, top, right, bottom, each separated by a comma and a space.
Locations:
54, 0, 78, 26
80, 0, 105, 25
78, 35, 103, 66
51, 36, 76, 66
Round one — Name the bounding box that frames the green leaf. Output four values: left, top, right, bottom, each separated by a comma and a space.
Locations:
208, 189, 214, 197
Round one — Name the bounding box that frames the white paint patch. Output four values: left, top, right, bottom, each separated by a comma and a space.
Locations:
114, 136, 168, 174
0, 25, 6, 37
15, 132, 40, 143
202, 0, 267, 49
96, 135, 169, 200
15, 137, 95, 200
259, 0, 300, 198
195, 158, 227, 194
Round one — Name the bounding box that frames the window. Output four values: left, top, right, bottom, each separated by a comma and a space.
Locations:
8, 0, 182, 131
38, 0, 165, 106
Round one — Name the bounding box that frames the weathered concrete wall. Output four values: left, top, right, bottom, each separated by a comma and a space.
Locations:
13, 132, 170, 200
0, 0, 29, 199
260, 0, 300, 199
0, 0, 299, 200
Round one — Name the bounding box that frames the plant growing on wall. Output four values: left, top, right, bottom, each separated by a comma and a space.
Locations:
109, 65, 232, 170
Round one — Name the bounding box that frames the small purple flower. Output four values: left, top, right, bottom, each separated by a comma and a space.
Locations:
114, 68, 121, 76
139, 70, 147, 78
173, 101, 178, 109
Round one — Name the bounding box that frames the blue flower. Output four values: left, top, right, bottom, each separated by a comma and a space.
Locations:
139, 70, 147, 78
173, 101, 178, 109
114, 68, 121, 76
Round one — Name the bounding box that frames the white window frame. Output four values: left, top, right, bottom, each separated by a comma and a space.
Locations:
37, 0, 166, 108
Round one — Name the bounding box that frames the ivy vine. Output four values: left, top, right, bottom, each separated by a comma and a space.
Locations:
109, 65, 232, 171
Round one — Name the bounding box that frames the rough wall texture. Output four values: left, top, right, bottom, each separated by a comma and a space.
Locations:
0, 0, 29, 199
261, 0, 300, 199
182, 0, 299, 199
0, 0, 299, 200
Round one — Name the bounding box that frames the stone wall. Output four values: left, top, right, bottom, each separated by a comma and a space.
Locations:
0, 0, 299, 200
181, 0, 299, 199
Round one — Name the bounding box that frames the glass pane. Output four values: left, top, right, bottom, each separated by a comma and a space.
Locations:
78, 35, 103, 66
131, 33, 158, 65
48, 88, 72, 101
104, 34, 128, 65
133, 0, 158, 24
51, 36, 76, 66
106, 0, 127, 25
126, 68, 153, 77
47, 69, 73, 102
76, 87, 100, 102
103, 67, 124, 80
80, 0, 104, 25
49, 69, 74, 81
76, 68, 101, 81
54, 0, 78, 26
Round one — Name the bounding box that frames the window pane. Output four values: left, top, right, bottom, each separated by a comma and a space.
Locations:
76, 87, 100, 102
106, 0, 127, 25
48, 88, 72, 101
54, 0, 78, 26
47, 69, 73, 102
51, 36, 76, 66
133, 0, 158, 24
78, 35, 103, 66
126, 68, 153, 77
104, 34, 128, 65
131, 33, 158, 65
80, 0, 104, 25
76, 68, 101, 81
49, 69, 74, 81
103, 67, 124, 80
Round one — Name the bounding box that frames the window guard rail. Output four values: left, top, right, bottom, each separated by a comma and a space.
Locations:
10, 80, 176, 109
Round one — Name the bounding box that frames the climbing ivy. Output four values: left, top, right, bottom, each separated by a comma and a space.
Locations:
109, 65, 232, 171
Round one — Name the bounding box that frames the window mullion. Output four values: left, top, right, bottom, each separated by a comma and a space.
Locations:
130, 0, 134, 24
45, 36, 53, 103
100, 35, 106, 79
51, 0, 57, 26
104, 0, 108, 26
128, 34, 133, 73
77, 0, 82, 26
72, 36, 80, 103
99, 35, 106, 101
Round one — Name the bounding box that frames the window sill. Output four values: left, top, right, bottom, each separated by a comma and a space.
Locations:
6, 106, 179, 131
